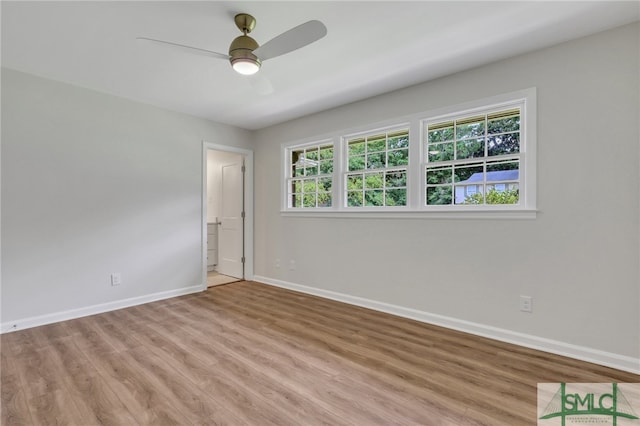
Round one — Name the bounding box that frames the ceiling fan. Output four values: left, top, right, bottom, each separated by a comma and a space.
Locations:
137, 13, 327, 76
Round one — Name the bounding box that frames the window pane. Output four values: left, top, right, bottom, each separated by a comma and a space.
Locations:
456, 138, 485, 160
303, 193, 317, 208
293, 193, 303, 208
291, 179, 302, 193
386, 189, 406, 206
318, 177, 332, 192
349, 156, 365, 171
487, 112, 520, 134
347, 174, 363, 190
488, 132, 519, 156
480, 160, 520, 205
426, 186, 452, 205
292, 149, 303, 164
385, 171, 407, 188
367, 136, 386, 152
428, 122, 454, 143
365, 190, 384, 206
347, 191, 363, 207
303, 179, 317, 192
365, 173, 384, 189
426, 166, 453, 185
319, 159, 333, 174
319, 145, 333, 159
305, 165, 318, 176
428, 142, 454, 162
366, 152, 385, 169
318, 193, 332, 207
456, 185, 484, 205
388, 133, 409, 149
456, 116, 485, 139
291, 149, 303, 178
486, 183, 519, 205
306, 149, 318, 161
387, 149, 409, 167
454, 163, 483, 182
349, 140, 365, 156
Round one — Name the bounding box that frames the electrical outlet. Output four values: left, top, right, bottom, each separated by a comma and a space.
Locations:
111, 273, 122, 286
275, 258, 280, 269
520, 295, 532, 313
289, 260, 296, 271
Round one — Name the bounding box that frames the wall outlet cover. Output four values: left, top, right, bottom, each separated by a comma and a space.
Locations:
520, 295, 532, 313
111, 273, 122, 286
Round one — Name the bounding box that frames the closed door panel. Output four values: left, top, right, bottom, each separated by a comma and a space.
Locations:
217, 161, 243, 279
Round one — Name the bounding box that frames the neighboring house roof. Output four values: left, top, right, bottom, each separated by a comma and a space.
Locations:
460, 170, 519, 183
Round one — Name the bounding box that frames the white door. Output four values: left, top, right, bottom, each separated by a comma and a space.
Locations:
217, 160, 244, 278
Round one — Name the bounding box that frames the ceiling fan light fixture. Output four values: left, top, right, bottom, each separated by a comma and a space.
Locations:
231, 57, 261, 75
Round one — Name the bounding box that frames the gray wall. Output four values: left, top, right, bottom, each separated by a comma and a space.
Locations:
1, 68, 252, 323
253, 23, 640, 361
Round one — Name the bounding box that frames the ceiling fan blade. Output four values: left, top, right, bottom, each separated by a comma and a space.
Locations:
136, 37, 229, 60
253, 20, 327, 61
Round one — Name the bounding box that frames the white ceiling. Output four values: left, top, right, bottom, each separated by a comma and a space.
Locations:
2, 1, 639, 130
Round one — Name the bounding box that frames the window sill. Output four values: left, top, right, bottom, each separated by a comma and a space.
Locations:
281, 209, 538, 220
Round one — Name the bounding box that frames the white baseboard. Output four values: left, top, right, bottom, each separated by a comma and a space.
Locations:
0, 284, 205, 334
253, 275, 640, 375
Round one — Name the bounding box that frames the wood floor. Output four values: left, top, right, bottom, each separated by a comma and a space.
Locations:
207, 271, 241, 287
2, 281, 638, 425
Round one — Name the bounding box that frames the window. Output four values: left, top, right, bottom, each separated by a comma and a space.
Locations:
286, 142, 333, 208
424, 105, 523, 207
345, 129, 409, 207
282, 88, 535, 217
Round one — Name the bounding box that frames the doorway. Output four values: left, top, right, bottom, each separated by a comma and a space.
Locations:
202, 142, 254, 288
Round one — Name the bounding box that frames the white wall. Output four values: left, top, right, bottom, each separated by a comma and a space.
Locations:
253, 24, 640, 368
1, 68, 252, 328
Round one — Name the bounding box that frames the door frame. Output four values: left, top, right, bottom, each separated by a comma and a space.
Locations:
201, 141, 254, 289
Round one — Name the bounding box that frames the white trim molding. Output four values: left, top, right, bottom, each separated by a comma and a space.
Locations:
253, 275, 640, 375
0, 284, 203, 334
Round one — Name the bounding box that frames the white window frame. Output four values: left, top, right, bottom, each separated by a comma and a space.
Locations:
421, 97, 533, 211
283, 139, 335, 210
342, 125, 410, 211
281, 88, 536, 219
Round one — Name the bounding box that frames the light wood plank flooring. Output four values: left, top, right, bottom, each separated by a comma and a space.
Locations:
207, 271, 241, 287
2, 281, 638, 425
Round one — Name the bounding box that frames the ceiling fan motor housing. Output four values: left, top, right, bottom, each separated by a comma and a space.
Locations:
228, 34, 261, 68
